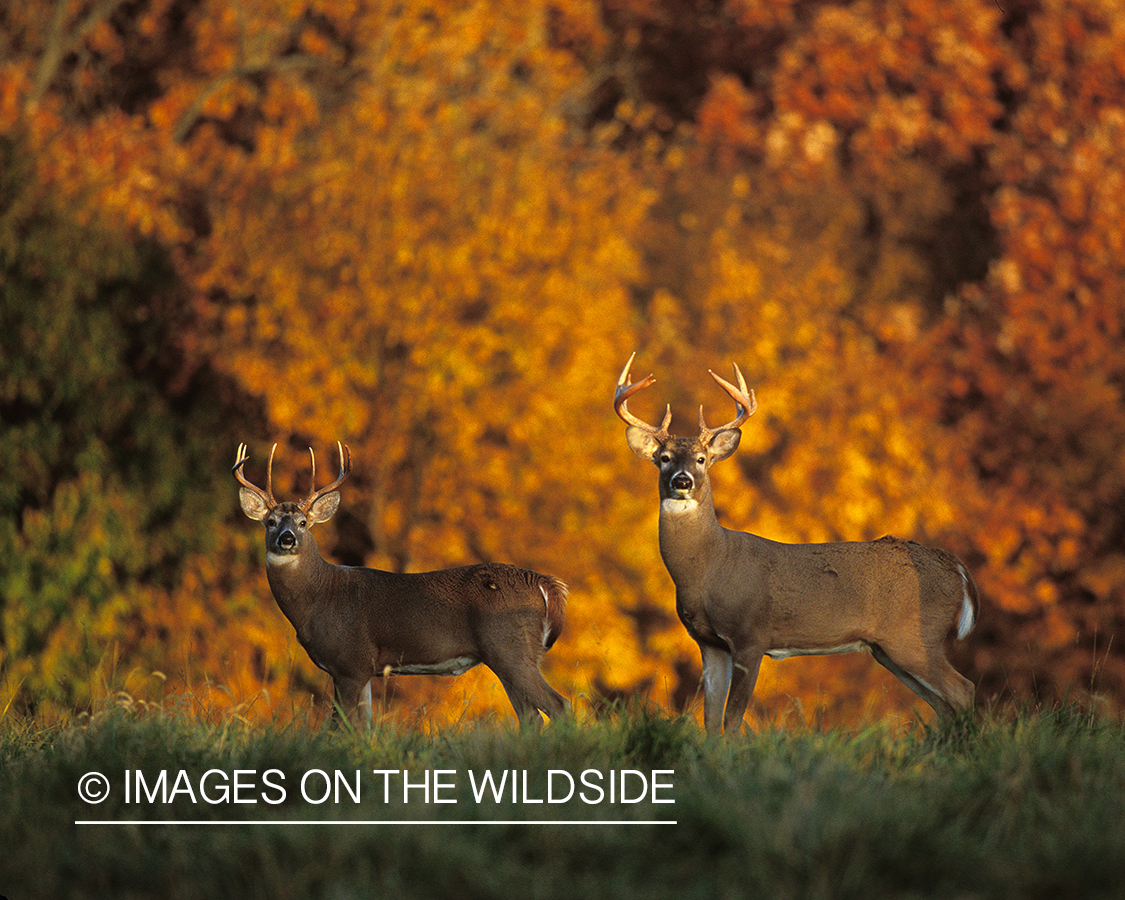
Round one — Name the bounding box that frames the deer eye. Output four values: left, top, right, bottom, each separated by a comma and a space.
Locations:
298, 519, 307, 529
659, 453, 671, 464
697, 456, 706, 465
266, 517, 277, 528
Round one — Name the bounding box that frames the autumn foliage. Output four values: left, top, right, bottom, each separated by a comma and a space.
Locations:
3, 0, 1124, 726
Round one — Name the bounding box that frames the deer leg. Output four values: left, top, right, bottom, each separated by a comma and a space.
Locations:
869, 643, 973, 719
480, 618, 568, 724
520, 669, 569, 720
915, 654, 975, 716
490, 661, 568, 726
333, 675, 373, 730
722, 649, 764, 734
938, 660, 975, 713
359, 679, 373, 729
699, 643, 733, 735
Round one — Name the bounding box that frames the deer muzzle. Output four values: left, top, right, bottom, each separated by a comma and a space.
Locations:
670, 471, 694, 494
277, 528, 298, 551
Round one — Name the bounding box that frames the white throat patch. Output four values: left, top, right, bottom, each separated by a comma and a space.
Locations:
661, 498, 699, 515
267, 551, 300, 567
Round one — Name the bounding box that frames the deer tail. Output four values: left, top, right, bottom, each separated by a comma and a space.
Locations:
537, 576, 568, 651
956, 562, 979, 640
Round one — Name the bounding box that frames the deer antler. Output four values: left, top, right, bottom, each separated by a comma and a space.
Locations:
300, 441, 351, 512
614, 352, 672, 440
698, 363, 757, 443
233, 442, 279, 510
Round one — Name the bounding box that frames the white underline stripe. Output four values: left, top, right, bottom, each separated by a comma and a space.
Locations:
76, 819, 677, 826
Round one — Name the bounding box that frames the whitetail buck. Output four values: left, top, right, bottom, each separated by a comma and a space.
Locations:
614, 353, 978, 734
234, 442, 568, 727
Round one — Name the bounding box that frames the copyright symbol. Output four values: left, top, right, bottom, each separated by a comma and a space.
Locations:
78, 771, 110, 804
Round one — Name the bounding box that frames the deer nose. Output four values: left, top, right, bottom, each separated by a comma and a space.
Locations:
278, 529, 297, 550
670, 471, 694, 492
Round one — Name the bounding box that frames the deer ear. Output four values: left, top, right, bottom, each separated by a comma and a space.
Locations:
239, 488, 271, 521
707, 428, 741, 464
307, 491, 341, 525
625, 425, 662, 462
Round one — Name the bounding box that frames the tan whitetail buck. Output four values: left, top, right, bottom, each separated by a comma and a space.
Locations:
614, 354, 978, 734
234, 441, 568, 727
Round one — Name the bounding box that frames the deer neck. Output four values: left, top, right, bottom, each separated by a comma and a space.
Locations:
657, 479, 728, 589
265, 532, 334, 635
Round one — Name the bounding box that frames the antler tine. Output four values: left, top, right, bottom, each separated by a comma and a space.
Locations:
266, 442, 277, 501
232, 442, 278, 508
614, 352, 672, 438
301, 441, 351, 511
699, 363, 757, 440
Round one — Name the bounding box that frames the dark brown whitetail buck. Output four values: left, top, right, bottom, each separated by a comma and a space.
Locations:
614, 353, 978, 734
234, 442, 568, 727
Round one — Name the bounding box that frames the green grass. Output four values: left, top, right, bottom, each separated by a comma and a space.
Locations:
2, 701, 1124, 899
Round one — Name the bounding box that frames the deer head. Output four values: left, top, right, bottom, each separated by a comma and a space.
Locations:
614, 352, 757, 505
233, 441, 351, 562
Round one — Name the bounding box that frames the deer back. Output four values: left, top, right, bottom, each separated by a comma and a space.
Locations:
710, 533, 975, 654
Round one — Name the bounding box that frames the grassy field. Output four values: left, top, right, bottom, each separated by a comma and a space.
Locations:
1, 700, 1123, 900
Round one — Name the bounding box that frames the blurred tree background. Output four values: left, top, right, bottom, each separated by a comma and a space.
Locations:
2, 0, 1123, 725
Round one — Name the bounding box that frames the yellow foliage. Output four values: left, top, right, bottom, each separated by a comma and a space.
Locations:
8, 0, 1125, 725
